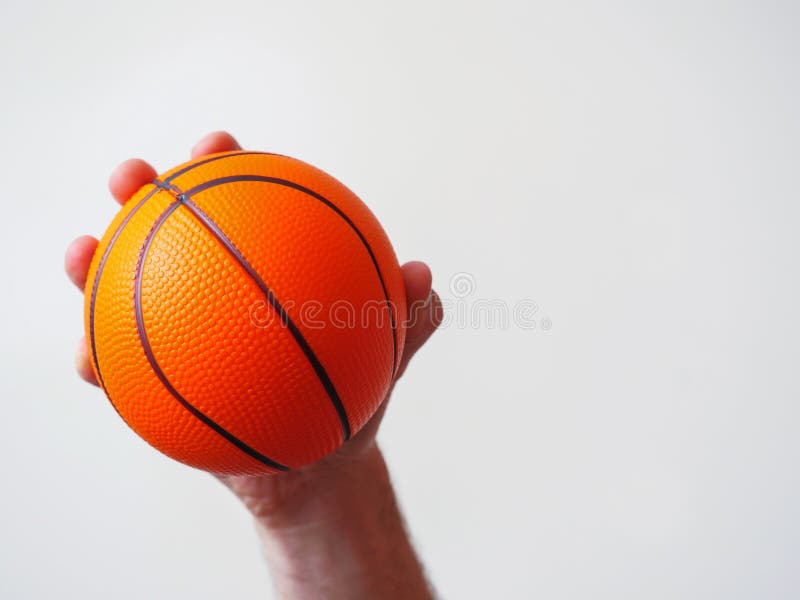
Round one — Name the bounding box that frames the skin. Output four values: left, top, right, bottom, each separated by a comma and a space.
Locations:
65, 132, 442, 600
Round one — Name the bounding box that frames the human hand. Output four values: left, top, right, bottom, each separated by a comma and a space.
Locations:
66, 131, 441, 599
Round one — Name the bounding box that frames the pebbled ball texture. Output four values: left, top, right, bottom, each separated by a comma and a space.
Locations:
84, 152, 406, 475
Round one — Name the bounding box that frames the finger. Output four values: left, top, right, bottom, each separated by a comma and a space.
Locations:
342, 262, 442, 443
65, 235, 99, 291
354, 288, 442, 439
396, 290, 442, 379
403, 260, 432, 305
109, 159, 158, 205
191, 131, 242, 158
396, 261, 442, 378
76, 336, 99, 386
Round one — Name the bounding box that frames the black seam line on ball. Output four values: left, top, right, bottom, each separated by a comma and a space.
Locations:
162, 151, 279, 185
88, 152, 264, 392
183, 175, 399, 378
88, 181, 164, 393
134, 200, 290, 472
178, 192, 353, 441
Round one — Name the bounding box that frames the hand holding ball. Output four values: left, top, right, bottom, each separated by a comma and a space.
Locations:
85, 151, 406, 475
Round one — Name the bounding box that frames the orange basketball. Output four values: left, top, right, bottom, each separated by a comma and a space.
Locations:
84, 151, 406, 475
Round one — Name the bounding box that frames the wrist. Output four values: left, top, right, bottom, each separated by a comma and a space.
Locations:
219, 440, 384, 526
260, 441, 389, 530
236, 443, 431, 599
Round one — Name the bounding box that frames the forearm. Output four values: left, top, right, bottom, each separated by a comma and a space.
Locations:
240, 445, 433, 599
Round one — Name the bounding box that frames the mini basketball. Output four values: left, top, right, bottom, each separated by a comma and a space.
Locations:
84, 151, 406, 475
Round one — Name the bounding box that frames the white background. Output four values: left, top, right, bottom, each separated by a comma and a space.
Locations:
1, 1, 798, 598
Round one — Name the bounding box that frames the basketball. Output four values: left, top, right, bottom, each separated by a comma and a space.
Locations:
84, 151, 407, 475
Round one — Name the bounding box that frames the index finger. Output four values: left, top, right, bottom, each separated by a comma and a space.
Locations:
191, 131, 242, 158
